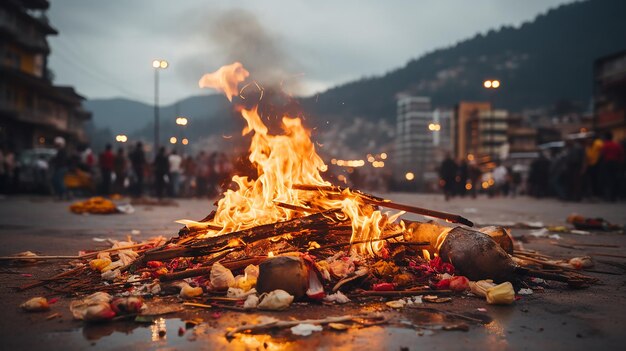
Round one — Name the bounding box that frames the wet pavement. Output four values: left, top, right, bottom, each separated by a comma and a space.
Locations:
1, 195, 625, 350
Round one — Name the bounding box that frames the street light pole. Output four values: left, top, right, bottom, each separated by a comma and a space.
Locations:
152, 59, 168, 152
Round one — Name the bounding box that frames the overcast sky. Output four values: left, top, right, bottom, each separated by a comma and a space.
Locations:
47, 0, 574, 105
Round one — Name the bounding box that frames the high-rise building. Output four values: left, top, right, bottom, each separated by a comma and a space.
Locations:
394, 94, 435, 188
0, 0, 91, 151
454, 101, 508, 163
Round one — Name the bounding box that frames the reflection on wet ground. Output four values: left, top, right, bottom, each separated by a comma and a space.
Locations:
53, 303, 500, 350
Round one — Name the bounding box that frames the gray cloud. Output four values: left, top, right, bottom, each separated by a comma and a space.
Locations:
46, 0, 575, 104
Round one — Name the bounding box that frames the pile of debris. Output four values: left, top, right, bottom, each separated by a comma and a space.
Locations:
14, 62, 600, 337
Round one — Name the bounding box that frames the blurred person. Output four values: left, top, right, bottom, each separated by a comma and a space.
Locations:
114, 147, 128, 194
80, 146, 95, 174
493, 162, 508, 196
50, 137, 69, 199
549, 148, 568, 200
168, 149, 183, 197
182, 155, 197, 197
98, 144, 115, 195
528, 152, 551, 198
439, 153, 457, 201
154, 147, 169, 199
4, 149, 17, 193
467, 161, 481, 199
583, 137, 603, 199
510, 166, 523, 197
0, 149, 5, 194
456, 160, 468, 197
564, 139, 584, 201
195, 151, 209, 197
599, 131, 625, 202
34, 155, 50, 194
129, 142, 146, 197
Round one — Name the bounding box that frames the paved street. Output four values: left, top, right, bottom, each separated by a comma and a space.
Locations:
1, 194, 625, 350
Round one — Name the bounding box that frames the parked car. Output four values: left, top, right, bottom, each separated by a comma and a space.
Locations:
18, 148, 57, 193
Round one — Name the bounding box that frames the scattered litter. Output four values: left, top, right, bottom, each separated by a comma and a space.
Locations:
257, 290, 294, 311
518, 288, 533, 296
290, 323, 323, 336
486, 282, 515, 305
20, 297, 50, 312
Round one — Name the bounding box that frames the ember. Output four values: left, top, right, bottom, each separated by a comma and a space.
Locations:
11, 63, 600, 339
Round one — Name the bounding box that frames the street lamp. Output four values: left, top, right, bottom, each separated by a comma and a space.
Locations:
153, 59, 168, 151
175, 117, 188, 126
482, 79, 501, 157
115, 134, 128, 143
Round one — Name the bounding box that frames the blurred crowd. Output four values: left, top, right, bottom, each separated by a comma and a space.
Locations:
438, 132, 625, 202
0, 137, 234, 200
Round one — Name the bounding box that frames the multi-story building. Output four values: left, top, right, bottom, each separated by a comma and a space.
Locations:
0, 0, 90, 152
394, 94, 433, 187
453, 101, 491, 161
593, 49, 626, 140
477, 109, 508, 157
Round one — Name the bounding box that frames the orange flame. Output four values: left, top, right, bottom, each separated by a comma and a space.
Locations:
198, 62, 250, 101
197, 62, 394, 256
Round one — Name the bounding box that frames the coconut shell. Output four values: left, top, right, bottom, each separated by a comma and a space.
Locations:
438, 227, 516, 282
256, 256, 308, 299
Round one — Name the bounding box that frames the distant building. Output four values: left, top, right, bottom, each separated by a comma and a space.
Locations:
393, 94, 434, 188
477, 109, 508, 157
0, 0, 90, 151
594, 49, 626, 140
453, 101, 491, 161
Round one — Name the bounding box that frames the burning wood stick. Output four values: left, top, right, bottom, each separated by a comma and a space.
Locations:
225, 313, 387, 338
142, 210, 344, 262
293, 184, 474, 227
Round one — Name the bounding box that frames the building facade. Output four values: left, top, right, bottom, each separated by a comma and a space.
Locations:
0, 0, 90, 152
393, 94, 453, 190
453, 101, 491, 161
593, 50, 626, 140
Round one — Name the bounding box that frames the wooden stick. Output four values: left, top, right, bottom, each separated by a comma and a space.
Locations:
159, 256, 267, 282
356, 289, 452, 297
18, 266, 86, 291
589, 252, 626, 259
225, 313, 386, 338
293, 184, 474, 227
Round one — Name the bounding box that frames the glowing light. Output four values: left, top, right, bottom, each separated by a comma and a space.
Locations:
372, 161, 385, 168
482, 181, 489, 189
153, 59, 168, 69
405, 172, 415, 181
467, 154, 475, 161
465, 183, 472, 190
367, 156, 375, 163
428, 123, 441, 131
380, 152, 387, 160
176, 117, 188, 126
491, 80, 500, 88
483, 80, 492, 88
169, 137, 177, 144
182, 138, 189, 145
331, 159, 337, 165
115, 134, 128, 143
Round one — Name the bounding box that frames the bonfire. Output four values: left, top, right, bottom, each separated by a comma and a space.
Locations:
13, 63, 598, 336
